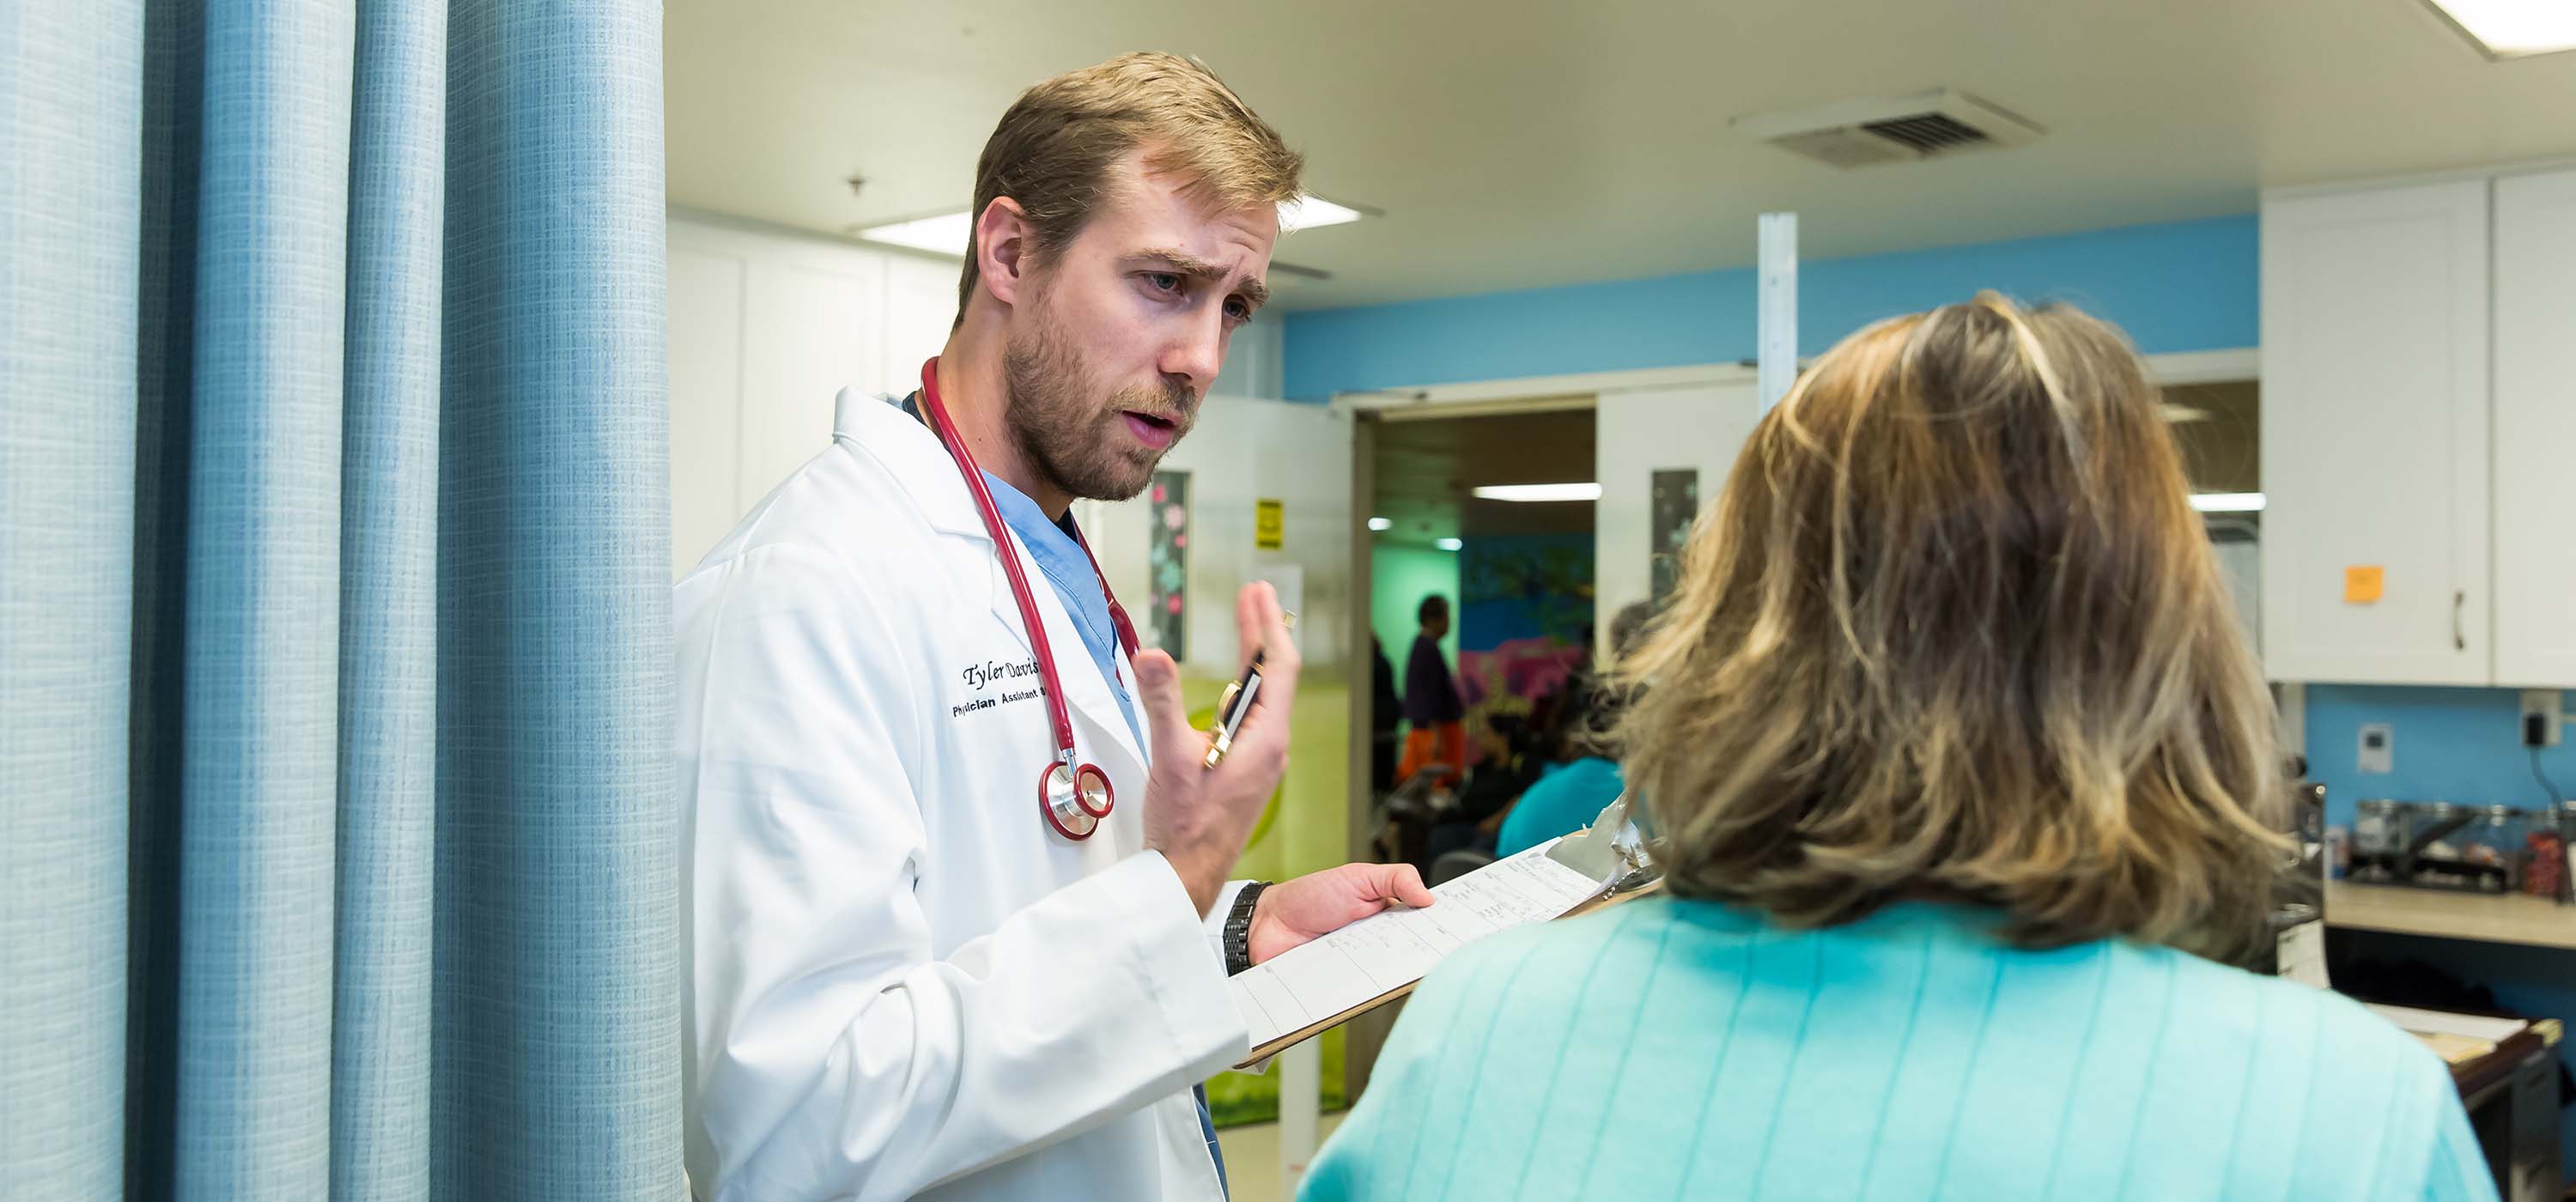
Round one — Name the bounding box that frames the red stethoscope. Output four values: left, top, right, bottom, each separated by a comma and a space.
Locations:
916, 358, 1140, 841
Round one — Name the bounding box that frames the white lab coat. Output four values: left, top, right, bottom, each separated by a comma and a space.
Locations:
677, 388, 1253, 1201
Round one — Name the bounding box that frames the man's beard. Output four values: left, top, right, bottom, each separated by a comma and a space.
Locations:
1000, 312, 1196, 503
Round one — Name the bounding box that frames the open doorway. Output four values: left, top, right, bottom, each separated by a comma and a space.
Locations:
1357, 405, 1599, 871
2166, 379, 2262, 647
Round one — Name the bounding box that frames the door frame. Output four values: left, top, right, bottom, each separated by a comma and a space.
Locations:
1335, 343, 2257, 849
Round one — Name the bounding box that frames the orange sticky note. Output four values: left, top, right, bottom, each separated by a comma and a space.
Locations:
2344, 566, 2384, 604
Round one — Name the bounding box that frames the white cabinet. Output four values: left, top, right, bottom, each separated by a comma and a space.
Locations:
2492, 167, 2576, 686
2260, 179, 2491, 684
666, 216, 972, 576
2260, 167, 2576, 687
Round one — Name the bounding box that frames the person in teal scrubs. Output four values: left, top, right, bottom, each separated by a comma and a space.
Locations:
1492, 756, 1621, 859
1302, 295, 2494, 1202
1494, 603, 1655, 858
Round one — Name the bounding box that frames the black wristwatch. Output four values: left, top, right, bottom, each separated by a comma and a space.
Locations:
1223, 882, 1270, 976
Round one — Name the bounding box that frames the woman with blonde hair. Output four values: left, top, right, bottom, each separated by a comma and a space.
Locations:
1301, 295, 2490, 1201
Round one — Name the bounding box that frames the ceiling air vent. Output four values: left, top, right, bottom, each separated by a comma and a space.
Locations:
1734, 88, 2044, 168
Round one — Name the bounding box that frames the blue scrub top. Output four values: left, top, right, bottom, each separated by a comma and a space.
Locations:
1496, 756, 1625, 859
978, 470, 1144, 754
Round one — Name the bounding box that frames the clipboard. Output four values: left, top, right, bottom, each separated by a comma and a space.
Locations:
1228, 797, 1661, 1068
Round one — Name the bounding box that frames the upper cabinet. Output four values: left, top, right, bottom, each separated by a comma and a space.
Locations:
2260, 179, 2489, 684
2491, 168, 2576, 687
2260, 166, 2576, 687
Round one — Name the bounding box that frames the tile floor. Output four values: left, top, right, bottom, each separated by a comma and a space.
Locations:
1216, 1113, 1347, 1202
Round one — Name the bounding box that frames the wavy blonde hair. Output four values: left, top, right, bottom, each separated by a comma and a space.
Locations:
1615, 294, 2287, 959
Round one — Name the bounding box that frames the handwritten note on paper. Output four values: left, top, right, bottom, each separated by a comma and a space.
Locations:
1228, 841, 1605, 1055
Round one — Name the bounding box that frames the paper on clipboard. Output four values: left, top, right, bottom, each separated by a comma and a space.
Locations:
2362, 1003, 2528, 1043
1224, 839, 1621, 1068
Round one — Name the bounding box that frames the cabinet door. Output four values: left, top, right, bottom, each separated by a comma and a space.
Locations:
2259, 180, 2490, 683
2493, 168, 2576, 686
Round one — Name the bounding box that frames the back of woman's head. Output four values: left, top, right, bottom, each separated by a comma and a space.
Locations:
1614, 293, 2285, 958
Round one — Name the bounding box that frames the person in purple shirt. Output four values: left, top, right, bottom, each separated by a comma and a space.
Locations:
1396, 594, 1465, 783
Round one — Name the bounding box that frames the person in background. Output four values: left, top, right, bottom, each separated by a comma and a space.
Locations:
1395, 594, 1466, 784
1302, 294, 2494, 1202
1419, 707, 1550, 874
1492, 600, 1655, 858
1370, 634, 1401, 794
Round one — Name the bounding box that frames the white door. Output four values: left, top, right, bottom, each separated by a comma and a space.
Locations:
2258, 179, 2490, 684
1594, 379, 1763, 645
2492, 167, 2576, 686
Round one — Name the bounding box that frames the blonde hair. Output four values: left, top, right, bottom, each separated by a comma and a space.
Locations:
957, 52, 1303, 322
1615, 293, 2287, 959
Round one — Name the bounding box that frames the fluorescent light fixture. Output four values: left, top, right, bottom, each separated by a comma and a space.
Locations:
1471, 483, 1603, 503
855, 191, 1365, 256
1278, 193, 1364, 232
1435, 537, 1464, 551
1367, 516, 1393, 531
853, 210, 975, 256
2421, 0, 2576, 58
2190, 492, 2266, 513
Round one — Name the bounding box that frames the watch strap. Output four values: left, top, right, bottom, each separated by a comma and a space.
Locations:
1223, 881, 1269, 976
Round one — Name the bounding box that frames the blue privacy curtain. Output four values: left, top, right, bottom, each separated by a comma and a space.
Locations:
0, 1, 676, 1199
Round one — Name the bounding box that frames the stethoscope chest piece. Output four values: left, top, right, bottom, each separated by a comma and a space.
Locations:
1041, 761, 1115, 841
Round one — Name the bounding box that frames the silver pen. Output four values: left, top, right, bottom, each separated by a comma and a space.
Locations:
1205, 610, 1294, 769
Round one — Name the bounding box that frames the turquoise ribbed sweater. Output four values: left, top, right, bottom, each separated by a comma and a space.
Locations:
1302, 897, 2494, 1201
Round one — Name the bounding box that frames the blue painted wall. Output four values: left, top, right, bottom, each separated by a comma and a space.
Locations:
2305, 685, 2576, 831
1282, 213, 2258, 400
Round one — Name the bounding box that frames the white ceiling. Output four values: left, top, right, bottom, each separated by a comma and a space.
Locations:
665, 0, 2576, 312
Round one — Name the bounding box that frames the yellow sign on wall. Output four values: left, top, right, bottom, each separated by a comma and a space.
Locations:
1255, 498, 1284, 550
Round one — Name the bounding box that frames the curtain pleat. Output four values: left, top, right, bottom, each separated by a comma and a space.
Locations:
0, 1, 144, 1199
434, 2, 677, 1198
170, 2, 357, 1193
333, 0, 446, 1197
128, 1, 208, 1193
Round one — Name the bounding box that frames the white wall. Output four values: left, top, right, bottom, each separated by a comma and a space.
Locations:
2213, 535, 2262, 653
668, 208, 1293, 579
1592, 378, 1764, 643
1210, 307, 1285, 402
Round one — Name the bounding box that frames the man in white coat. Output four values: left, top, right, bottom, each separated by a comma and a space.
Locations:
676, 53, 1436, 1201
